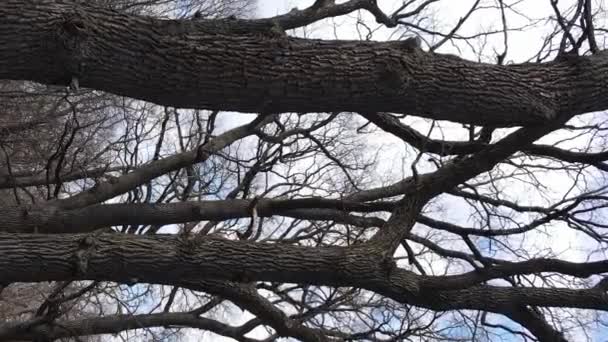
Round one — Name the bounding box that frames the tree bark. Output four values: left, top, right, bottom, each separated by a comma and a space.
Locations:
0, 232, 606, 316
0, 198, 391, 234
0, 312, 258, 341
2, 1, 608, 127
2, 2, 607, 341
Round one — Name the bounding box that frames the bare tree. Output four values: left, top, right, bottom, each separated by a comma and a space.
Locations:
0, 0, 607, 341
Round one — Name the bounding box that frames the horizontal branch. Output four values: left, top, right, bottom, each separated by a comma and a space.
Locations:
2, 2, 608, 126
0, 166, 123, 189
0, 196, 390, 234
0, 312, 259, 342
424, 258, 608, 290
1, 232, 606, 316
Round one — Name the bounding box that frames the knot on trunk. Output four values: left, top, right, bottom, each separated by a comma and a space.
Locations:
52, 9, 92, 84
73, 233, 98, 275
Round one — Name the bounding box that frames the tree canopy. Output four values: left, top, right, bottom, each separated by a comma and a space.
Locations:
0, 0, 608, 341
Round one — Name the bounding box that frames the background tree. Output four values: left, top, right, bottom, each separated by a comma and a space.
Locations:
0, 0, 608, 341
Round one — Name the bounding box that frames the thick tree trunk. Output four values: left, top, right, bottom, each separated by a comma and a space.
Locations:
2, 1, 608, 127
0, 232, 606, 314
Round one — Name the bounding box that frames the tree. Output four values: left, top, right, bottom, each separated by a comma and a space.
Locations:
0, 0, 607, 341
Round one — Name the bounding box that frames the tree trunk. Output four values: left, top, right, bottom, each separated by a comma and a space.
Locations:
0, 232, 606, 315
2, 1, 608, 127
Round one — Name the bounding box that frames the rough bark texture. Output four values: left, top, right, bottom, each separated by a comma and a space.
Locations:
2, 1, 608, 341
0, 198, 391, 234
1, 1, 608, 126
0, 232, 606, 315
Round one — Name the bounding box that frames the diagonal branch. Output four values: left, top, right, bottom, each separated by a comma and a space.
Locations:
365, 112, 608, 171
52, 115, 270, 210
